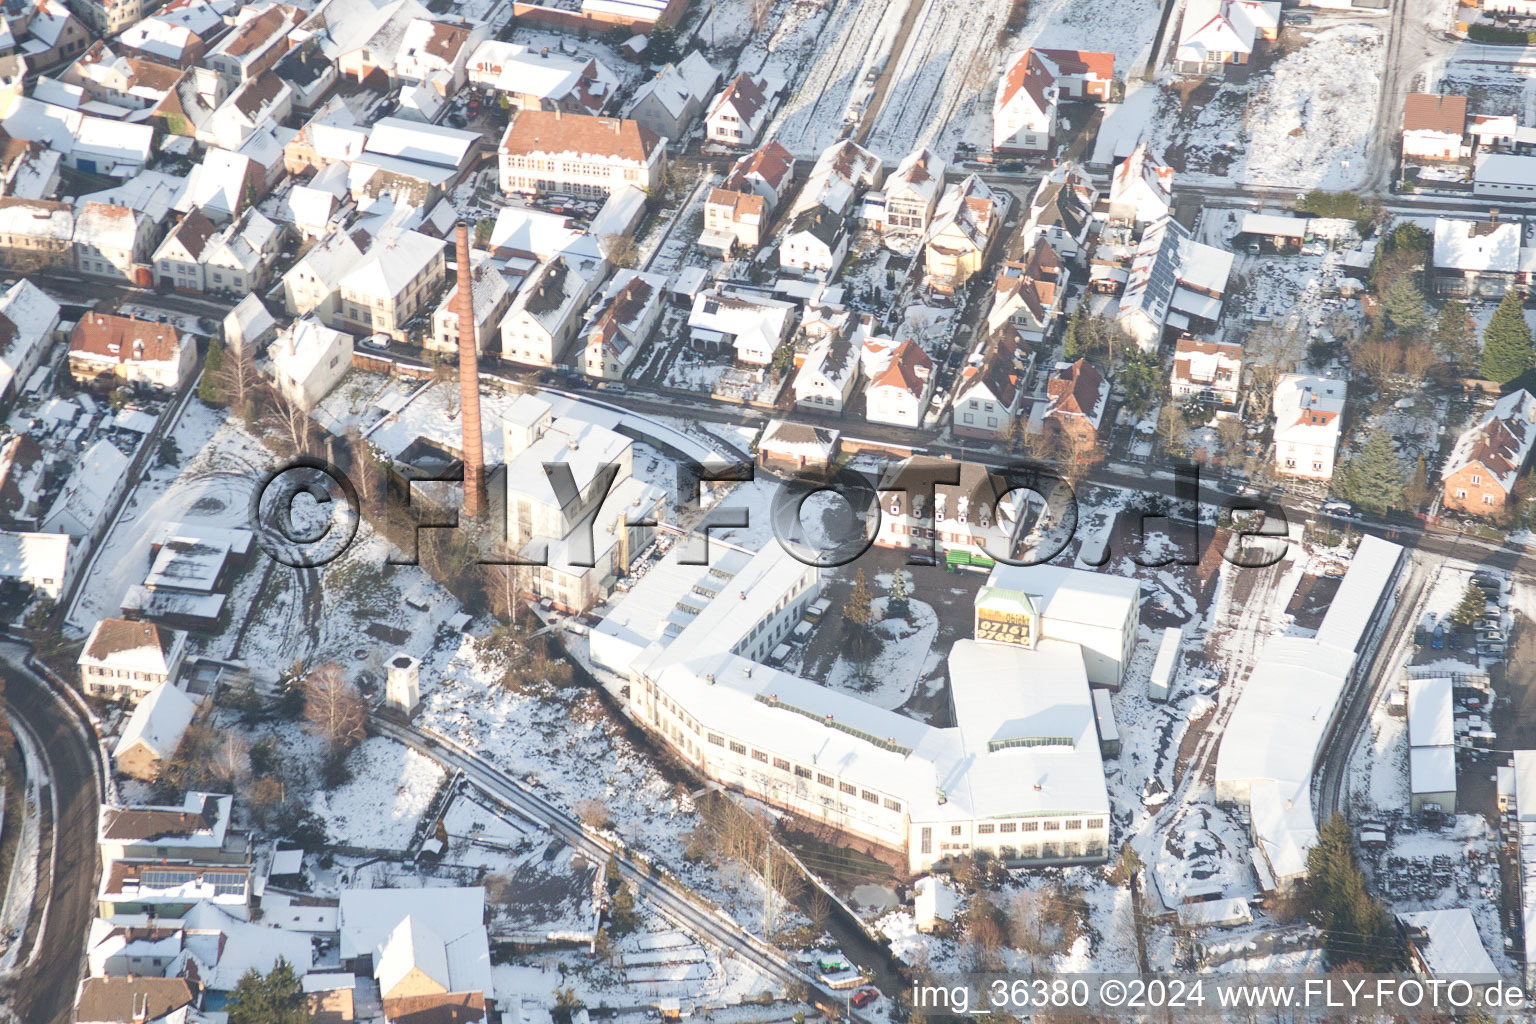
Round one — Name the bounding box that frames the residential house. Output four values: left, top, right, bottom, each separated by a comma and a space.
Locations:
223, 293, 277, 355
793, 333, 861, 414
175, 147, 263, 223
0, 136, 61, 202
1171, 336, 1243, 406
270, 37, 336, 111
1441, 389, 1536, 517
204, 2, 301, 82
0, 279, 60, 404
781, 205, 846, 279
73, 201, 155, 283
78, 616, 188, 700
281, 226, 367, 320
335, 229, 446, 340
151, 66, 227, 138
1431, 216, 1526, 299
1107, 142, 1174, 226
151, 209, 217, 291
41, 439, 129, 548
1022, 162, 1097, 260
1273, 373, 1346, 480
350, 117, 481, 208
468, 40, 620, 116
624, 50, 719, 140
700, 186, 767, 253
69, 312, 194, 390
993, 48, 1113, 155
723, 139, 795, 209
579, 269, 664, 380
199, 208, 283, 297
791, 139, 883, 218
1043, 358, 1109, 444
881, 146, 947, 237
925, 175, 1001, 290
704, 71, 777, 147
96, 792, 241, 864
58, 42, 183, 113
0, 529, 72, 600
18, 0, 89, 68
1118, 217, 1233, 351
0, 197, 72, 271
499, 254, 604, 366
987, 238, 1067, 340
992, 48, 1058, 154
758, 418, 840, 475
393, 16, 479, 92
688, 285, 794, 365
313, 0, 432, 85
865, 339, 934, 428
283, 96, 370, 174
98, 859, 253, 919
1402, 92, 1469, 162
117, 0, 237, 67
429, 256, 513, 354
1176, 0, 1280, 79
953, 329, 1029, 439
200, 69, 291, 150
269, 316, 353, 410
498, 110, 665, 198
112, 680, 197, 780
74, 979, 194, 1024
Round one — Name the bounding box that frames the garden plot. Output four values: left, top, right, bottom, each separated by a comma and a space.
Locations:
757, 0, 906, 156
863, 0, 1013, 160
308, 737, 447, 851
1436, 61, 1536, 124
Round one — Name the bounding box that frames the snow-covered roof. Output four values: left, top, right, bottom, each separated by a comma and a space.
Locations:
1432, 217, 1521, 273
504, 395, 631, 512
1313, 532, 1404, 655
1397, 908, 1498, 977
468, 40, 619, 110
173, 901, 314, 992
269, 317, 352, 388
337, 887, 493, 998
43, 439, 130, 539
981, 562, 1139, 630
1409, 745, 1457, 798
113, 681, 197, 760
339, 229, 442, 298
1273, 373, 1345, 450
1475, 152, 1536, 186
1408, 675, 1454, 749
1444, 389, 1536, 494
225, 292, 277, 343
487, 206, 599, 264
363, 116, 478, 169
80, 616, 186, 675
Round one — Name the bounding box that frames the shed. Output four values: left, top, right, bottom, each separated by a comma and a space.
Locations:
1148, 626, 1181, 701
1092, 687, 1119, 758
913, 875, 955, 933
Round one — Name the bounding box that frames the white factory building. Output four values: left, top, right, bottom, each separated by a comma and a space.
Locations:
1215, 534, 1404, 891
594, 543, 1126, 872
1407, 675, 1456, 815
974, 562, 1140, 688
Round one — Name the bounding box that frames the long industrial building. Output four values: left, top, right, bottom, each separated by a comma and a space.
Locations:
594, 543, 1131, 873
1215, 533, 1405, 890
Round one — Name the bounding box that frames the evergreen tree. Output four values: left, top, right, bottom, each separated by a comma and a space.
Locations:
1338, 431, 1404, 514
1381, 277, 1428, 335
1303, 815, 1399, 970
1449, 584, 1485, 627
1116, 350, 1161, 414
199, 335, 224, 403
647, 19, 679, 64
1404, 453, 1431, 509
843, 569, 876, 657
608, 879, 639, 934
1480, 289, 1535, 383
1433, 299, 1477, 368
888, 569, 911, 620
227, 959, 307, 1024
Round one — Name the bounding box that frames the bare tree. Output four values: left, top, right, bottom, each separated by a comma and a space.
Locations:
267, 381, 315, 456
1400, 337, 1439, 379
1009, 889, 1056, 973
304, 662, 367, 752
1348, 337, 1401, 381
602, 233, 639, 269
575, 798, 613, 830
1157, 403, 1189, 452
1245, 323, 1306, 409
209, 730, 250, 786
748, 0, 773, 34
214, 344, 262, 425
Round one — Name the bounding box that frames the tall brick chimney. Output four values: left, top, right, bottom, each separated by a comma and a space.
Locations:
455, 222, 486, 517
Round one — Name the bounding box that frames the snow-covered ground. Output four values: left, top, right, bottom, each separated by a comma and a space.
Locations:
0, 720, 43, 972
309, 737, 447, 850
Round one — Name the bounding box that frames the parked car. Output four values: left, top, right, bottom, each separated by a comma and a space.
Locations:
1321, 500, 1360, 519
1431, 624, 1445, 649
852, 988, 879, 1009
1481, 630, 1507, 645
1472, 570, 1502, 589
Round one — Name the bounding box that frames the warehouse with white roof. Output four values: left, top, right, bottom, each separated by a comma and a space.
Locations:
1216, 534, 1404, 889
1407, 676, 1456, 814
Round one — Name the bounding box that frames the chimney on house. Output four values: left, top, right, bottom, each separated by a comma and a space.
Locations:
455, 222, 486, 517
1490, 208, 1500, 223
